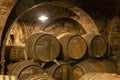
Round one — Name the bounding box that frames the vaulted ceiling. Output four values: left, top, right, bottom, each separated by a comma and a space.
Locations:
0, 0, 119, 45
0, 0, 119, 49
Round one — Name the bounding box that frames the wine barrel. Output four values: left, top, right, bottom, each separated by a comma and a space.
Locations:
25, 32, 60, 62
0, 75, 18, 80
72, 59, 116, 80
79, 72, 120, 80
46, 61, 73, 80
25, 73, 55, 80
82, 34, 107, 58
7, 61, 45, 80
5, 44, 26, 62
57, 33, 87, 61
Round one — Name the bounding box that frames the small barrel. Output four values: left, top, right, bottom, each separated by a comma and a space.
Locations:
7, 60, 45, 80
25, 73, 55, 80
79, 72, 120, 80
5, 44, 26, 62
0, 75, 18, 80
72, 59, 116, 80
82, 34, 107, 58
46, 61, 73, 80
25, 32, 60, 62
57, 33, 87, 61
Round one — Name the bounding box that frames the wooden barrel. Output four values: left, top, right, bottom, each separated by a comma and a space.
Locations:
25, 32, 60, 62
7, 60, 45, 80
46, 61, 73, 80
79, 72, 120, 80
57, 33, 87, 61
5, 44, 26, 62
25, 73, 55, 80
72, 59, 116, 80
0, 75, 18, 80
82, 34, 107, 58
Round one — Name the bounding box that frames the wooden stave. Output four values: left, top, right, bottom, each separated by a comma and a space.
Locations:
79, 72, 120, 80
79, 72, 99, 80
0, 75, 18, 80
25, 73, 55, 80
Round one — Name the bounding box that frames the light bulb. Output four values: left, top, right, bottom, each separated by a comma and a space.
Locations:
38, 15, 48, 21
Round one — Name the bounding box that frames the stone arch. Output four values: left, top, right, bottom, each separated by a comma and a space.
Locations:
15, 1, 99, 34
1, 1, 99, 74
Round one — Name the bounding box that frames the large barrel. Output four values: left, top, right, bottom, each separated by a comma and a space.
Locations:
72, 59, 116, 80
46, 61, 73, 80
82, 34, 107, 58
79, 72, 120, 80
57, 33, 87, 61
5, 44, 26, 62
25, 73, 55, 80
25, 32, 60, 62
0, 75, 18, 80
7, 60, 45, 80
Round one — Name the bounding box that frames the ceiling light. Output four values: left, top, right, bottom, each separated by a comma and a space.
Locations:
38, 15, 48, 21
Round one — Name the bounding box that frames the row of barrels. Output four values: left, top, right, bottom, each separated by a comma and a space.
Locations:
6, 59, 117, 80
1, 72, 120, 80
5, 32, 107, 63
5, 32, 114, 80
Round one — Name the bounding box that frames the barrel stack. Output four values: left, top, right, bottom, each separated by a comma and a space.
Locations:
4, 32, 118, 80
